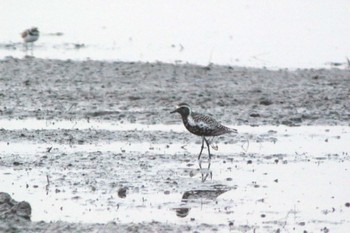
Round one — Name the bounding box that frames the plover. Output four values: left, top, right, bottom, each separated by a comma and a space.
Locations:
171, 103, 237, 160
21, 27, 39, 50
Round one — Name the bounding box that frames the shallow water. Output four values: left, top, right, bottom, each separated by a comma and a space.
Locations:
1, 119, 349, 156
1, 0, 350, 68
1, 119, 349, 232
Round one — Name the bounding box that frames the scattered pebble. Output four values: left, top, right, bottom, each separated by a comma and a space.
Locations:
118, 187, 128, 198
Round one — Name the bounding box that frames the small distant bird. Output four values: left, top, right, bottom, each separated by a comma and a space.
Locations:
171, 103, 237, 160
21, 27, 39, 50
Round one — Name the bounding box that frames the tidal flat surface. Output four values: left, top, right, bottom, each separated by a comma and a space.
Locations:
1, 120, 350, 233
0, 58, 349, 232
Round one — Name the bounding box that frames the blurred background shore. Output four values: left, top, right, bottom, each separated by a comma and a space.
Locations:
1, 0, 349, 69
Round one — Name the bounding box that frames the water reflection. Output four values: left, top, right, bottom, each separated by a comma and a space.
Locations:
198, 160, 212, 182
175, 184, 230, 218
188, 160, 213, 182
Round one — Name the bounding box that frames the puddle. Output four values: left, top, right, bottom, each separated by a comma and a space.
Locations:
1, 119, 349, 158
0, 118, 178, 131
1, 119, 350, 232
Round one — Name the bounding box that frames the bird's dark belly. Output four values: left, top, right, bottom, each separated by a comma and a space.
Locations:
185, 124, 217, 137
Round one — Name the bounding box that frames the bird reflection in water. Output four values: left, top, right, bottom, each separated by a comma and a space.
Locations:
199, 160, 212, 182
174, 185, 230, 218
188, 160, 213, 182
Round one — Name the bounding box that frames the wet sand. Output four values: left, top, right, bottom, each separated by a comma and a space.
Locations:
0, 57, 350, 232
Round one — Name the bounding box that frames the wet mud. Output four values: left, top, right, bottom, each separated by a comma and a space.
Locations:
0, 57, 350, 232
1, 57, 349, 125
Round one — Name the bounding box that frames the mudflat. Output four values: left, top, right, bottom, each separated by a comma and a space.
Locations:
1, 57, 349, 125
0, 57, 349, 233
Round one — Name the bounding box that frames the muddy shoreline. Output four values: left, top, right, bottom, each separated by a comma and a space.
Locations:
1, 57, 350, 233
1, 57, 349, 125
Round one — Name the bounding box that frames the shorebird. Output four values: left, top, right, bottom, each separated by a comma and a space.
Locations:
171, 103, 237, 160
21, 27, 39, 51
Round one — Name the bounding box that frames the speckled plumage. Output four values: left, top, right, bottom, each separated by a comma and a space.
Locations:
183, 112, 236, 137
171, 103, 237, 160
21, 27, 39, 52
21, 27, 39, 43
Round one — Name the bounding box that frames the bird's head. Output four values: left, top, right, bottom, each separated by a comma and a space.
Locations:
170, 103, 192, 117
31, 27, 39, 33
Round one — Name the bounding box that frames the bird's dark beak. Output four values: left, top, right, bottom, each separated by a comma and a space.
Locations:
170, 108, 178, 114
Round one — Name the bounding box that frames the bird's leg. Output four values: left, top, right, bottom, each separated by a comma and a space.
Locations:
204, 137, 211, 160
209, 136, 218, 150
31, 42, 34, 55
198, 136, 205, 160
